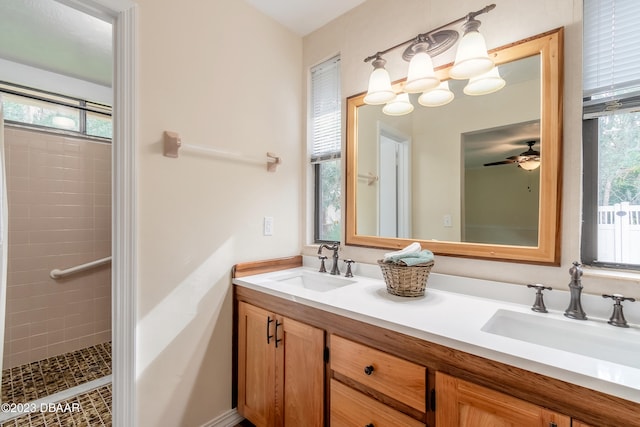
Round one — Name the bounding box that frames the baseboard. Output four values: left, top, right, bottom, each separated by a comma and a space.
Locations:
200, 408, 244, 427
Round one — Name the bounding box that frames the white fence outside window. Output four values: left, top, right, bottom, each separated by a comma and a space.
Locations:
598, 202, 640, 264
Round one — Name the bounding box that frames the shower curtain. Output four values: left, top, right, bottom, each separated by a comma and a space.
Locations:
0, 97, 7, 402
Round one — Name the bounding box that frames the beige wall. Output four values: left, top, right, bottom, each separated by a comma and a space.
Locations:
135, 0, 302, 425
3, 127, 111, 369
303, 0, 640, 296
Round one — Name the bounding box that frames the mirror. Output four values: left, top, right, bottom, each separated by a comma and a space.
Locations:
345, 28, 563, 264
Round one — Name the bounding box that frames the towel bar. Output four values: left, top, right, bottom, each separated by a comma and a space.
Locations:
163, 130, 281, 172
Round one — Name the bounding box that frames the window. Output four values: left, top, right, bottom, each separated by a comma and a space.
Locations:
582, 0, 640, 268
0, 81, 112, 140
311, 56, 341, 242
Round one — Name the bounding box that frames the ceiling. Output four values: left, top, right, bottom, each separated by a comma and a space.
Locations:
0, 0, 363, 89
0, 0, 112, 87
245, 0, 366, 36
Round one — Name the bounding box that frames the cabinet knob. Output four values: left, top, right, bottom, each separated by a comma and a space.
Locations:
365, 424, 374, 427
364, 365, 374, 375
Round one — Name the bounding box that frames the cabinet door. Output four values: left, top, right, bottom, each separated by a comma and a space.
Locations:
436, 372, 570, 427
277, 316, 324, 427
237, 302, 277, 427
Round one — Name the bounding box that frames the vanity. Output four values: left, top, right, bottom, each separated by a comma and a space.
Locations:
232, 256, 640, 427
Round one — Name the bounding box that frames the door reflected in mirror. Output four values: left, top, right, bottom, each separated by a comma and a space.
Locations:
346, 29, 563, 264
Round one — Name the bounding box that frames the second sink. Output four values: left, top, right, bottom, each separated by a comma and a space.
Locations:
481, 309, 640, 369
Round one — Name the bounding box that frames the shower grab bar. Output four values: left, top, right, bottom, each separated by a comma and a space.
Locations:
50, 256, 112, 280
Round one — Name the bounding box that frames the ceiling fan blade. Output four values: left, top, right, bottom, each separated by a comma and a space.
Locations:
483, 160, 516, 166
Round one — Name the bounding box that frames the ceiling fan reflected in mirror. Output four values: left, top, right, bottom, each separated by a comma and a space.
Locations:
483, 140, 540, 170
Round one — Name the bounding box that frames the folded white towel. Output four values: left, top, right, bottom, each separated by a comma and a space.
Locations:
383, 242, 421, 261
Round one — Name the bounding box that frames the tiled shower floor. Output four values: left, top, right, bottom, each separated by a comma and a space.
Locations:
1, 342, 112, 405
0, 342, 112, 426
0, 384, 112, 427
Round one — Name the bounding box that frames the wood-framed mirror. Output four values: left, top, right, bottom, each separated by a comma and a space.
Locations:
345, 28, 563, 264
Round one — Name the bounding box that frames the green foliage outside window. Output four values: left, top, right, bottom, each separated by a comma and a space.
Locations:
318, 160, 341, 241
598, 111, 640, 205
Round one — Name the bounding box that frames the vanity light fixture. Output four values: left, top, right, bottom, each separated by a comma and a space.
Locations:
463, 66, 506, 96
418, 81, 455, 107
383, 92, 414, 116
404, 39, 440, 93
449, 16, 495, 80
363, 56, 395, 105
362, 4, 499, 115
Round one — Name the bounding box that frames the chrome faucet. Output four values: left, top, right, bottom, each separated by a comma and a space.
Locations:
317, 242, 340, 275
564, 261, 587, 320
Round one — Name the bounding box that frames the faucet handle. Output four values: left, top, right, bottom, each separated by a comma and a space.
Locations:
318, 256, 327, 273
603, 294, 636, 327
603, 293, 636, 303
527, 284, 552, 313
344, 259, 355, 278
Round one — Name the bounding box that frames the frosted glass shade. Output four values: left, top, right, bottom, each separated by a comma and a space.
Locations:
449, 31, 494, 80
383, 93, 414, 116
52, 116, 76, 129
463, 66, 506, 95
418, 81, 455, 107
364, 67, 395, 105
519, 159, 541, 171
404, 52, 440, 93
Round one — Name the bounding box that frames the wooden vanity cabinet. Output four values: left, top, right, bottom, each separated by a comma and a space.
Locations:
237, 301, 324, 427
233, 257, 640, 427
435, 372, 570, 427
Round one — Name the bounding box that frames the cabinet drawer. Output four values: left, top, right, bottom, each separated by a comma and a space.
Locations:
330, 335, 426, 412
331, 379, 425, 427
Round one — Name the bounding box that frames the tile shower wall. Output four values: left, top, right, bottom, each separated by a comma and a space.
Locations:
2, 127, 111, 369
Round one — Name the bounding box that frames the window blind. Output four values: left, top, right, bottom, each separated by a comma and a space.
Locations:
583, 0, 640, 101
310, 56, 341, 163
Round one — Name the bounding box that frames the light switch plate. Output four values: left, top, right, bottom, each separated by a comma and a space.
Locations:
264, 216, 274, 236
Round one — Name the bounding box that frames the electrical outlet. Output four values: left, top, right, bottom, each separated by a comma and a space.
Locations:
443, 214, 452, 227
263, 216, 274, 236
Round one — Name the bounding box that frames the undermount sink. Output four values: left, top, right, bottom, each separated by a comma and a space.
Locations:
481, 309, 640, 369
272, 270, 356, 292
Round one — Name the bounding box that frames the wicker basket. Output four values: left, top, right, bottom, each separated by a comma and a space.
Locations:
377, 260, 434, 297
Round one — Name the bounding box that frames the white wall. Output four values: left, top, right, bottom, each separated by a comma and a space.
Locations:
135, 0, 302, 425
302, 0, 640, 297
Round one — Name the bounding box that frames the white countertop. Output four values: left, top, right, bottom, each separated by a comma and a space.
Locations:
233, 257, 640, 404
